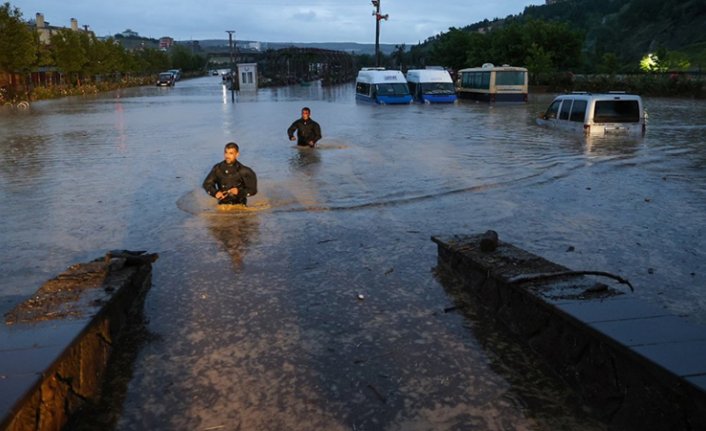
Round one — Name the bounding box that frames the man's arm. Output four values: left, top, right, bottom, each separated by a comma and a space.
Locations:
202, 165, 220, 197
313, 121, 322, 143
287, 120, 299, 139
241, 168, 257, 197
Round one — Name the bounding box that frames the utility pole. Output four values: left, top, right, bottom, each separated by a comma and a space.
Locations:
226, 30, 235, 103
371, 1, 388, 67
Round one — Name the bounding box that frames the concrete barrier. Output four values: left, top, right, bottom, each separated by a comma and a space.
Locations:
432, 233, 706, 430
0, 251, 157, 431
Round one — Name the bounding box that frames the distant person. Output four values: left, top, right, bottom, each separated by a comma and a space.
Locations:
287, 107, 322, 148
203, 142, 257, 205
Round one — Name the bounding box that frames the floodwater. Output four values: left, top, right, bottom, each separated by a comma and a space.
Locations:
1, 76, 705, 430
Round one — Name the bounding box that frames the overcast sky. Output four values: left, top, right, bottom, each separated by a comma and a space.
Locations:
11, 0, 544, 44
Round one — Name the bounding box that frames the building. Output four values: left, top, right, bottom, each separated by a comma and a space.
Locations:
237, 63, 258, 90
28, 13, 94, 44
159, 37, 174, 50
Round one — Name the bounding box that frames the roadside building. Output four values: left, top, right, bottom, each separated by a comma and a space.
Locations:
27, 13, 94, 44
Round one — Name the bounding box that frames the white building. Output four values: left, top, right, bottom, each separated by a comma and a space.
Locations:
237, 63, 258, 90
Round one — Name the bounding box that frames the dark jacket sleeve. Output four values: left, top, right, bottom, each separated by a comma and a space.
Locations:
287, 120, 299, 139
202, 164, 219, 196
313, 121, 322, 143
241, 167, 257, 197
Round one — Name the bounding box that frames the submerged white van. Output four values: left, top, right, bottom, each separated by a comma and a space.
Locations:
536, 92, 646, 135
355, 68, 412, 105
405, 68, 457, 103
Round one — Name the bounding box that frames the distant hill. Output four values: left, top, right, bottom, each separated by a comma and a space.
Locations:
193, 39, 400, 56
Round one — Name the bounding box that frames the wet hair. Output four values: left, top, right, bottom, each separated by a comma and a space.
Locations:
302, 107, 311, 113
224, 142, 239, 152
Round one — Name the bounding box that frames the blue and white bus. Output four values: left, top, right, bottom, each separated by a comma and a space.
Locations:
405, 68, 457, 103
456, 64, 528, 102
355, 68, 412, 104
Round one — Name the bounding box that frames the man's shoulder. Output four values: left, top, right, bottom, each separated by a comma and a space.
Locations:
239, 163, 256, 175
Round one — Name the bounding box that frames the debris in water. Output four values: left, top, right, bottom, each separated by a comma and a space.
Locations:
357, 294, 365, 300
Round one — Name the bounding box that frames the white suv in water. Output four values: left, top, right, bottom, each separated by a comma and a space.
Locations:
537, 92, 646, 135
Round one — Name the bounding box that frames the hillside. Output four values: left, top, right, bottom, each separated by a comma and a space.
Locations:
418, 0, 706, 72
522, 0, 706, 63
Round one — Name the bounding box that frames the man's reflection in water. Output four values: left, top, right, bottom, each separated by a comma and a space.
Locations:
206, 213, 260, 271
287, 148, 322, 209
289, 147, 321, 172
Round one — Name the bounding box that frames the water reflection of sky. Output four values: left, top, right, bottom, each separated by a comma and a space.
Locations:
1, 77, 705, 428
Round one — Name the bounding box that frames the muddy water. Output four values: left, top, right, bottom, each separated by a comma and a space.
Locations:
1, 76, 705, 429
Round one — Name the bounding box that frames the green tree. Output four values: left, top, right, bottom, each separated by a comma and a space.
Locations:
597, 52, 619, 74
465, 32, 491, 68
51, 29, 88, 85
170, 44, 191, 70
134, 48, 169, 74
430, 28, 472, 70
524, 43, 553, 83
392, 44, 406, 70
0, 2, 36, 81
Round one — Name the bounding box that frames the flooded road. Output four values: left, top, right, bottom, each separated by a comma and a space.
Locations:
1, 76, 705, 429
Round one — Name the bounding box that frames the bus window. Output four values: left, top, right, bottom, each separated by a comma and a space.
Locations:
570, 100, 587, 122
375, 83, 410, 97
421, 82, 455, 95
495, 71, 525, 86
356, 82, 370, 96
559, 99, 573, 120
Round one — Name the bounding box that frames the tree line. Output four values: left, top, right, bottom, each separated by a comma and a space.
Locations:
0, 2, 206, 89
353, 19, 584, 80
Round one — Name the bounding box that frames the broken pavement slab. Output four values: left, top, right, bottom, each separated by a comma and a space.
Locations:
432, 233, 706, 431
0, 250, 157, 431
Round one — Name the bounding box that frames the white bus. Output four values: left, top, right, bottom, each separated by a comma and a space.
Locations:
355, 68, 412, 105
456, 63, 528, 102
405, 68, 457, 103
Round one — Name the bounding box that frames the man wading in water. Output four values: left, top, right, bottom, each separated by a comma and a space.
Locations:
203, 142, 257, 205
287, 107, 322, 148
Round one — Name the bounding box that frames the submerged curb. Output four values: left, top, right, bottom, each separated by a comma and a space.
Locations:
432, 233, 706, 430
0, 251, 157, 431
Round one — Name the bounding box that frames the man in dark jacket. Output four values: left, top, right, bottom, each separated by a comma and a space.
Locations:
203, 142, 257, 205
287, 107, 322, 148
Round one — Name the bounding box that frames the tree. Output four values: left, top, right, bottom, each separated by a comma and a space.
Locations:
597, 52, 619, 75
640, 47, 691, 73
430, 28, 473, 70
392, 44, 406, 70
524, 43, 553, 83
0, 2, 36, 79
170, 44, 191, 70
51, 29, 88, 84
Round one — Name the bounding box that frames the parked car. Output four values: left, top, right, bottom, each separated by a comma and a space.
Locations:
156, 72, 175, 87
536, 92, 646, 135
168, 69, 182, 81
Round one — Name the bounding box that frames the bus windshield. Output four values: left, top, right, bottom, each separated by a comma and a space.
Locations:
495, 71, 526, 86
420, 82, 455, 95
375, 83, 410, 97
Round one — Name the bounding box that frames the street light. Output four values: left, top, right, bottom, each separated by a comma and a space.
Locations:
226, 30, 235, 102
372, 0, 388, 67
